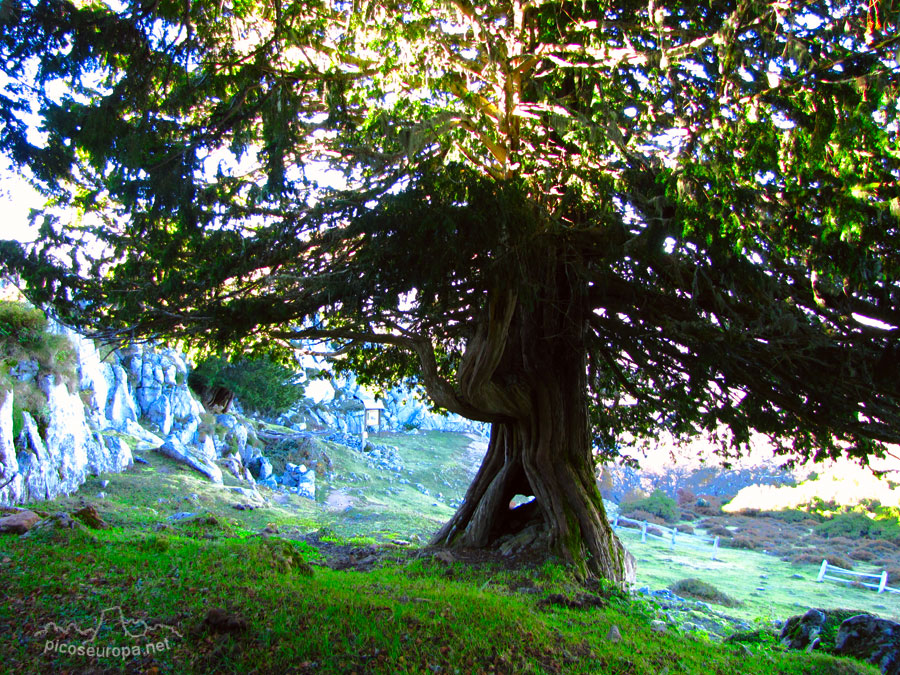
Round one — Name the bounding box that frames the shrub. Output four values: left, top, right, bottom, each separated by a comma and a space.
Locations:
189, 355, 305, 417
885, 568, 900, 585
816, 513, 883, 540
675, 524, 694, 534
0, 301, 77, 384
698, 517, 722, 529
624, 509, 666, 526
676, 488, 696, 507
849, 548, 875, 562
786, 552, 823, 565
620, 490, 679, 524
868, 539, 898, 553
823, 555, 855, 570
695, 495, 724, 516
761, 508, 820, 524
706, 525, 734, 538
726, 537, 763, 550
617, 519, 641, 531
0, 301, 47, 348
668, 578, 742, 608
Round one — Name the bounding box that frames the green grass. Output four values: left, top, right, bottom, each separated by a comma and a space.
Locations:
616, 524, 900, 623
311, 431, 479, 541
0, 528, 878, 674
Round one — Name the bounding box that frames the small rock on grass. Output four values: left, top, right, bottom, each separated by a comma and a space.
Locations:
0, 510, 41, 534
433, 550, 455, 563
606, 625, 623, 643
73, 505, 110, 530
651, 620, 668, 634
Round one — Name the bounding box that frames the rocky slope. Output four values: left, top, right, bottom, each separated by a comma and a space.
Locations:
0, 319, 486, 507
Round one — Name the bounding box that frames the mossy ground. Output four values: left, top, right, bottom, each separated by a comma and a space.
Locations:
0, 529, 878, 674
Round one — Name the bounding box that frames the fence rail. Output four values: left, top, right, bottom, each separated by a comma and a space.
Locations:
611, 514, 720, 560
816, 560, 900, 594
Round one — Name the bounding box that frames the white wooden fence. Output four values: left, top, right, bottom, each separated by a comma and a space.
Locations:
816, 560, 900, 594
611, 514, 721, 560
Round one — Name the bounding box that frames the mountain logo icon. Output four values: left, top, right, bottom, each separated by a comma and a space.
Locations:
35, 607, 183, 644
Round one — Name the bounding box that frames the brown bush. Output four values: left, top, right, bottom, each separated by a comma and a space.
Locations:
787, 552, 826, 566
727, 537, 763, 550
766, 523, 804, 542
804, 535, 836, 550
676, 488, 696, 507
785, 550, 857, 570
627, 510, 666, 526
823, 555, 855, 570
675, 524, 695, 534
868, 539, 898, 553
707, 525, 734, 538
695, 495, 725, 516
617, 518, 642, 530
679, 510, 698, 521
669, 578, 741, 608
885, 568, 900, 585
850, 548, 876, 562
647, 526, 664, 538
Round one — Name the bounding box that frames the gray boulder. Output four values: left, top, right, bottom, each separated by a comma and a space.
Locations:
215, 414, 251, 462
282, 462, 315, 499
0, 390, 23, 504
781, 609, 827, 650
147, 395, 173, 436
248, 456, 273, 481
106, 364, 139, 430
835, 614, 900, 675
257, 476, 278, 490
156, 438, 223, 484
9, 359, 39, 383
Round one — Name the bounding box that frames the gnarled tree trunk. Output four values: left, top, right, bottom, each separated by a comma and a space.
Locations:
429, 262, 634, 584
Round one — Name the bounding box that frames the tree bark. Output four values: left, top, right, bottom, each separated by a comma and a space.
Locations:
430, 264, 634, 584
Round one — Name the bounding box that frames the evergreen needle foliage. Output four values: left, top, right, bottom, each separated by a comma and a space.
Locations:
188, 355, 305, 417
1, 0, 899, 580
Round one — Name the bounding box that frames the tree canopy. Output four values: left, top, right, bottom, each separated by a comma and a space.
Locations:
2, 0, 899, 579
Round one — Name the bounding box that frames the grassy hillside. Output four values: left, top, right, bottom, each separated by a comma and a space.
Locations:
0, 431, 888, 673
620, 526, 900, 624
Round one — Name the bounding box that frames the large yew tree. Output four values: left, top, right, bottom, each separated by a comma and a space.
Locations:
2, 0, 899, 581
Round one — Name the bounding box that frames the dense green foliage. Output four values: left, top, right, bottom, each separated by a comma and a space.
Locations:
0, 301, 47, 349
814, 506, 900, 541
188, 355, 305, 416
0, 0, 897, 464
621, 490, 680, 524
